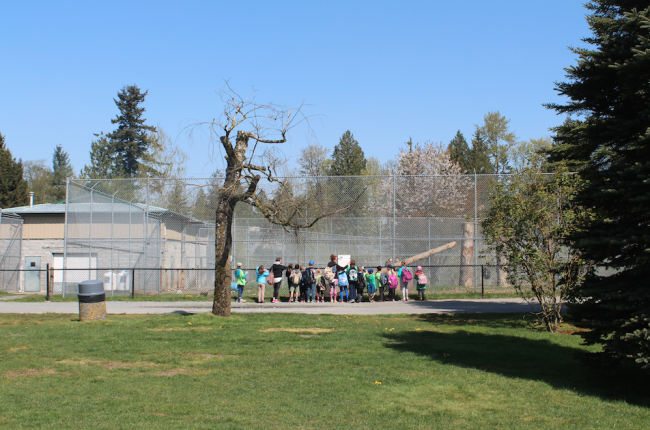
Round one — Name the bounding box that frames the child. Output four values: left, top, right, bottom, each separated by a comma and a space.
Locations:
398, 261, 413, 302
347, 260, 359, 303
387, 264, 398, 301
299, 265, 308, 303
376, 266, 385, 302
324, 266, 337, 302
316, 269, 327, 303
365, 268, 377, 301
235, 262, 247, 302
356, 266, 366, 302
305, 261, 317, 303
288, 263, 301, 302
256, 265, 269, 303
415, 266, 427, 300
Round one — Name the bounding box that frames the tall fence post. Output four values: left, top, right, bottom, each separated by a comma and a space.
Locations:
392, 174, 396, 264
46, 264, 50, 301
481, 265, 485, 298
62, 177, 70, 298
132, 268, 135, 298
474, 171, 478, 293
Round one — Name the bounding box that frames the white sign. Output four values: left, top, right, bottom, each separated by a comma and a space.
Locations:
337, 255, 351, 267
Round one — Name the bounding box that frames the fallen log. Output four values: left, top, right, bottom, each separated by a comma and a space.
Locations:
401, 241, 457, 266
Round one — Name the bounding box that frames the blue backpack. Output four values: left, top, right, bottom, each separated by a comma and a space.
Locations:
338, 271, 349, 287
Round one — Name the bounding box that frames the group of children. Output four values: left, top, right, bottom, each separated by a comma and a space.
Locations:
235, 255, 428, 303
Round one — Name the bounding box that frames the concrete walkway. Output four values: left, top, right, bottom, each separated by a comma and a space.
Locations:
0, 298, 542, 315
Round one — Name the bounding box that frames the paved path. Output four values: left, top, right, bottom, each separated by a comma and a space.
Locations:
0, 298, 542, 315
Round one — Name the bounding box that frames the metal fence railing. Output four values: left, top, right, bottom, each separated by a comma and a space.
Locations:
1, 265, 513, 299
0, 212, 23, 293
60, 175, 542, 294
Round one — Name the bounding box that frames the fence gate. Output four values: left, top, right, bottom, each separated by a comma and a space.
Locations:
24, 256, 41, 292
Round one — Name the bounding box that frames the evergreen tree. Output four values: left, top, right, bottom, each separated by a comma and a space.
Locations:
0, 133, 29, 208
329, 130, 366, 176
546, 1, 650, 370
448, 130, 471, 172
106, 85, 156, 177
51, 144, 73, 201
469, 129, 495, 174
81, 133, 122, 179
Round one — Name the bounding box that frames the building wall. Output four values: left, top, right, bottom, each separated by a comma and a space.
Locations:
19, 239, 64, 293
22, 215, 64, 239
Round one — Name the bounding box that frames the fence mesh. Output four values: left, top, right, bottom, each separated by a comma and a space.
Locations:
0, 212, 23, 293
60, 175, 521, 296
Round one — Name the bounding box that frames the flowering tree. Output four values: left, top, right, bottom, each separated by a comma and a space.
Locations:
379, 140, 470, 217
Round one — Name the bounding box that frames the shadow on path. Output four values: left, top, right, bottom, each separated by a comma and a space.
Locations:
383, 319, 650, 408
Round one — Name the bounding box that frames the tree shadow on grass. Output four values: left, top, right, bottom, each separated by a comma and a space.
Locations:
382, 321, 650, 408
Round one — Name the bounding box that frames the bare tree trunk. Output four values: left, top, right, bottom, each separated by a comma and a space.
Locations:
459, 222, 474, 287
212, 179, 237, 317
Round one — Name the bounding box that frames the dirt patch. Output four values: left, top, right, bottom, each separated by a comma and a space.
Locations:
144, 327, 212, 332
8, 345, 30, 353
57, 360, 158, 369
153, 368, 188, 376
260, 328, 334, 334
6, 369, 70, 378
298, 335, 321, 338
557, 327, 587, 335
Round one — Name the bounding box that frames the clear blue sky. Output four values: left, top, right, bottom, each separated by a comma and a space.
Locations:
1, 0, 590, 176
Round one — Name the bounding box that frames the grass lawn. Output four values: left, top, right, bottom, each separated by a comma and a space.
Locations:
1, 313, 648, 429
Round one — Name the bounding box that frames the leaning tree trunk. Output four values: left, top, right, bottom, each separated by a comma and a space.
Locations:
459, 222, 474, 287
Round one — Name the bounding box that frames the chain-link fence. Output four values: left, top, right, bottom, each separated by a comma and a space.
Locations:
58, 175, 525, 296
0, 212, 23, 292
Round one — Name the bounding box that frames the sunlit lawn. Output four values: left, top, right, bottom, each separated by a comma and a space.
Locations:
1, 312, 648, 429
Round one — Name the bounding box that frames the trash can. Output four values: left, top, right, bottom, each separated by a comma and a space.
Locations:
78, 280, 107, 321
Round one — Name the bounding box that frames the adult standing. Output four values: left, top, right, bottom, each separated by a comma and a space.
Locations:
327, 254, 349, 302
398, 260, 413, 301
269, 257, 289, 303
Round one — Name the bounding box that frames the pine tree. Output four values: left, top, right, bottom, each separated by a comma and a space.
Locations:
81, 133, 122, 179
106, 85, 156, 177
51, 145, 73, 201
546, 1, 650, 370
329, 130, 366, 176
0, 133, 29, 208
469, 129, 495, 174
448, 130, 471, 172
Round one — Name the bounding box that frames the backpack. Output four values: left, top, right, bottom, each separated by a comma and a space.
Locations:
358, 272, 366, 288
266, 270, 275, 285
348, 267, 358, 282
401, 267, 413, 282
338, 271, 349, 287
309, 268, 317, 283
291, 269, 302, 284
324, 266, 335, 281
302, 270, 311, 284
388, 272, 398, 289
417, 273, 428, 285
380, 273, 389, 287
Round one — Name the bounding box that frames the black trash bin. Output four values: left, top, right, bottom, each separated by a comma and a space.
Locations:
78, 280, 107, 321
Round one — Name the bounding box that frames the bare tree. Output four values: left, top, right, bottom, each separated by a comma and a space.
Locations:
192, 85, 365, 316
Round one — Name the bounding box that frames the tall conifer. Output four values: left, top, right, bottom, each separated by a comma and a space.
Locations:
107, 85, 156, 177
546, 1, 650, 370
0, 133, 29, 208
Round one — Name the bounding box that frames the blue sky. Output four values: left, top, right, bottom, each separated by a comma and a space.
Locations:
1, 0, 590, 176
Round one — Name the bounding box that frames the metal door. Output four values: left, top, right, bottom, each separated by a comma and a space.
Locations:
24, 257, 41, 292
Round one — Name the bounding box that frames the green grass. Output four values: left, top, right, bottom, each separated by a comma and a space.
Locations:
1, 313, 648, 429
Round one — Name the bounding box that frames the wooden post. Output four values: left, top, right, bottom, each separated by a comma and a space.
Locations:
459, 222, 474, 287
